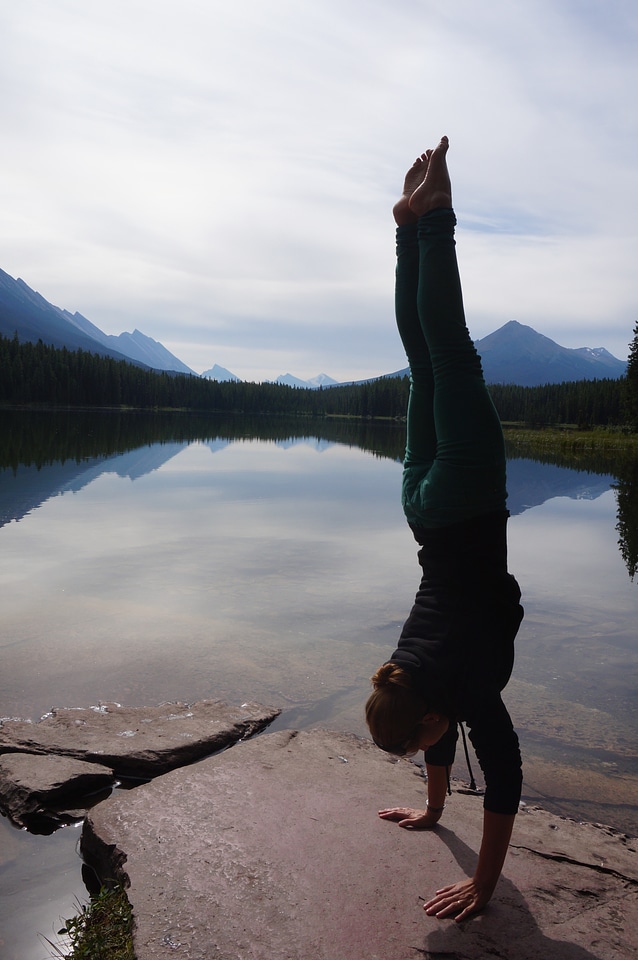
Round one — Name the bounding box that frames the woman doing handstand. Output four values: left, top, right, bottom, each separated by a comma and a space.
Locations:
365, 137, 524, 922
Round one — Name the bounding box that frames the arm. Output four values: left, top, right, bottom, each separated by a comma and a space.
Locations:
423, 695, 520, 920
424, 809, 515, 921
378, 762, 449, 829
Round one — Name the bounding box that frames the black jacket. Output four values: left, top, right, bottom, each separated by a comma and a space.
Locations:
388, 511, 524, 814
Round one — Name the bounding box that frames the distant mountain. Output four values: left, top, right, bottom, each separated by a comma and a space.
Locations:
0, 267, 196, 374
201, 364, 241, 382
66, 310, 197, 375
307, 373, 339, 388
346, 321, 626, 388
272, 372, 338, 389
474, 320, 627, 386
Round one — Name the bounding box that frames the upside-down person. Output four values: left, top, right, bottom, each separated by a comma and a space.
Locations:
366, 136, 524, 922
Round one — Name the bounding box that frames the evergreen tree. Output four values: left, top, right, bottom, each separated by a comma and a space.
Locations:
624, 320, 638, 431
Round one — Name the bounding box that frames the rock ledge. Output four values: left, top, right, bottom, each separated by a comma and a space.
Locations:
84, 728, 638, 960
0, 700, 279, 829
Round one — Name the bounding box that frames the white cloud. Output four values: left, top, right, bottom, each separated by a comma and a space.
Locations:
0, 0, 636, 379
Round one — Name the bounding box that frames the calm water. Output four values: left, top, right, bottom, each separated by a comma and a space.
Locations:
1, 412, 637, 959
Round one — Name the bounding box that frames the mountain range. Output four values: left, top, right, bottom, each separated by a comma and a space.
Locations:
0, 267, 196, 375
269, 372, 339, 389
0, 266, 627, 387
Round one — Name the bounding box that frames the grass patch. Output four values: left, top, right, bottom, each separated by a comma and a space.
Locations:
46, 886, 134, 959
503, 425, 638, 465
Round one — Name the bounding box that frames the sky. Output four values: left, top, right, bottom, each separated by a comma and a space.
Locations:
1, 0, 636, 382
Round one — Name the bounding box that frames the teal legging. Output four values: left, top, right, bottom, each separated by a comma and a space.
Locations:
395, 209, 507, 529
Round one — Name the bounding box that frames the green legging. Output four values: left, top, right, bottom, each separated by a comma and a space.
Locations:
395, 209, 507, 529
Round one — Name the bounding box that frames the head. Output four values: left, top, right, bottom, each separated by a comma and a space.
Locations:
365, 662, 449, 756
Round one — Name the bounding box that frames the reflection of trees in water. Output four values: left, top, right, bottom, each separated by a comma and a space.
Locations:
505, 437, 638, 583
0, 409, 407, 471
2, 410, 636, 582
613, 461, 638, 581
504, 436, 636, 477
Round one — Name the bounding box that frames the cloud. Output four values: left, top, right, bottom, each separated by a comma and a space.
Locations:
0, 0, 636, 379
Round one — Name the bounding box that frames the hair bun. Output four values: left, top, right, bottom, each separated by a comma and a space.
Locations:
371, 662, 412, 690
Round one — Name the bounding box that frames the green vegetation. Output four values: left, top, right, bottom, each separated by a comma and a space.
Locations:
0, 331, 409, 417
623, 320, 638, 430
0, 332, 634, 430
504, 426, 638, 466
489, 378, 624, 428
46, 886, 134, 959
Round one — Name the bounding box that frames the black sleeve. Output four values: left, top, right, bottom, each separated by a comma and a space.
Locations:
424, 721, 458, 767
466, 694, 522, 815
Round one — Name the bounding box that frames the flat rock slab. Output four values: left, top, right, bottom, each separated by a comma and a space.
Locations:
0, 753, 114, 830
84, 729, 638, 960
0, 700, 280, 777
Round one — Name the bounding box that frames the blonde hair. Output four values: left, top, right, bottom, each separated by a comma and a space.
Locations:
365, 662, 427, 754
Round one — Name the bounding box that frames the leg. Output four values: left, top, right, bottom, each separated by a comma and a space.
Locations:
394, 155, 437, 471
401, 139, 507, 527
395, 223, 436, 472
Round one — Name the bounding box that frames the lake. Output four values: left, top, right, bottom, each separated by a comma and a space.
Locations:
1, 410, 637, 959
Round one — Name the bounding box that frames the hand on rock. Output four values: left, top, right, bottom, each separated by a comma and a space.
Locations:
378, 806, 442, 829
424, 876, 493, 922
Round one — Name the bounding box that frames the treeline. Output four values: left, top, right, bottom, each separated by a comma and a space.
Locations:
0, 332, 411, 416
488, 379, 624, 427
0, 332, 632, 427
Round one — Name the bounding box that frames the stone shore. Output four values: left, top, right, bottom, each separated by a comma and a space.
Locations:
0, 699, 280, 830
2, 702, 637, 959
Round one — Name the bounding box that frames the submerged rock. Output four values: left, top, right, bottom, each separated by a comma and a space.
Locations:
0, 699, 280, 830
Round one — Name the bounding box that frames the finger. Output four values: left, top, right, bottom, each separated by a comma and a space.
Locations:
435, 902, 459, 918
454, 906, 473, 923
424, 900, 446, 915
380, 808, 415, 820
424, 894, 448, 911
425, 898, 460, 918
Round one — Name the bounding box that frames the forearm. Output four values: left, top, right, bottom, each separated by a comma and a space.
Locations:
473, 809, 515, 893
424, 808, 516, 920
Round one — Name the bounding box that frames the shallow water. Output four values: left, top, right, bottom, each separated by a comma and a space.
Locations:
0, 412, 636, 958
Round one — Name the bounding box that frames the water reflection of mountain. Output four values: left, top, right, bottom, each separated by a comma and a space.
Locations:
0, 437, 344, 528
66, 444, 188, 485
0, 445, 186, 528
506, 459, 613, 515
3, 407, 635, 579
0, 417, 617, 529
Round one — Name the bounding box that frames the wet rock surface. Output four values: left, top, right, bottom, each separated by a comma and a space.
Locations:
0, 753, 114, 830
0, 700, 280, 829
0, 753, 113, 833
84, 728, 638, 960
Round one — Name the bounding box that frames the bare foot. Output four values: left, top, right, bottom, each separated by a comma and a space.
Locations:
408, 136, 452, 217
392, 153, 429, 225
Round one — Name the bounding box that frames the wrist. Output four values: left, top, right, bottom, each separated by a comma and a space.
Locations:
426, 801, 445, 814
